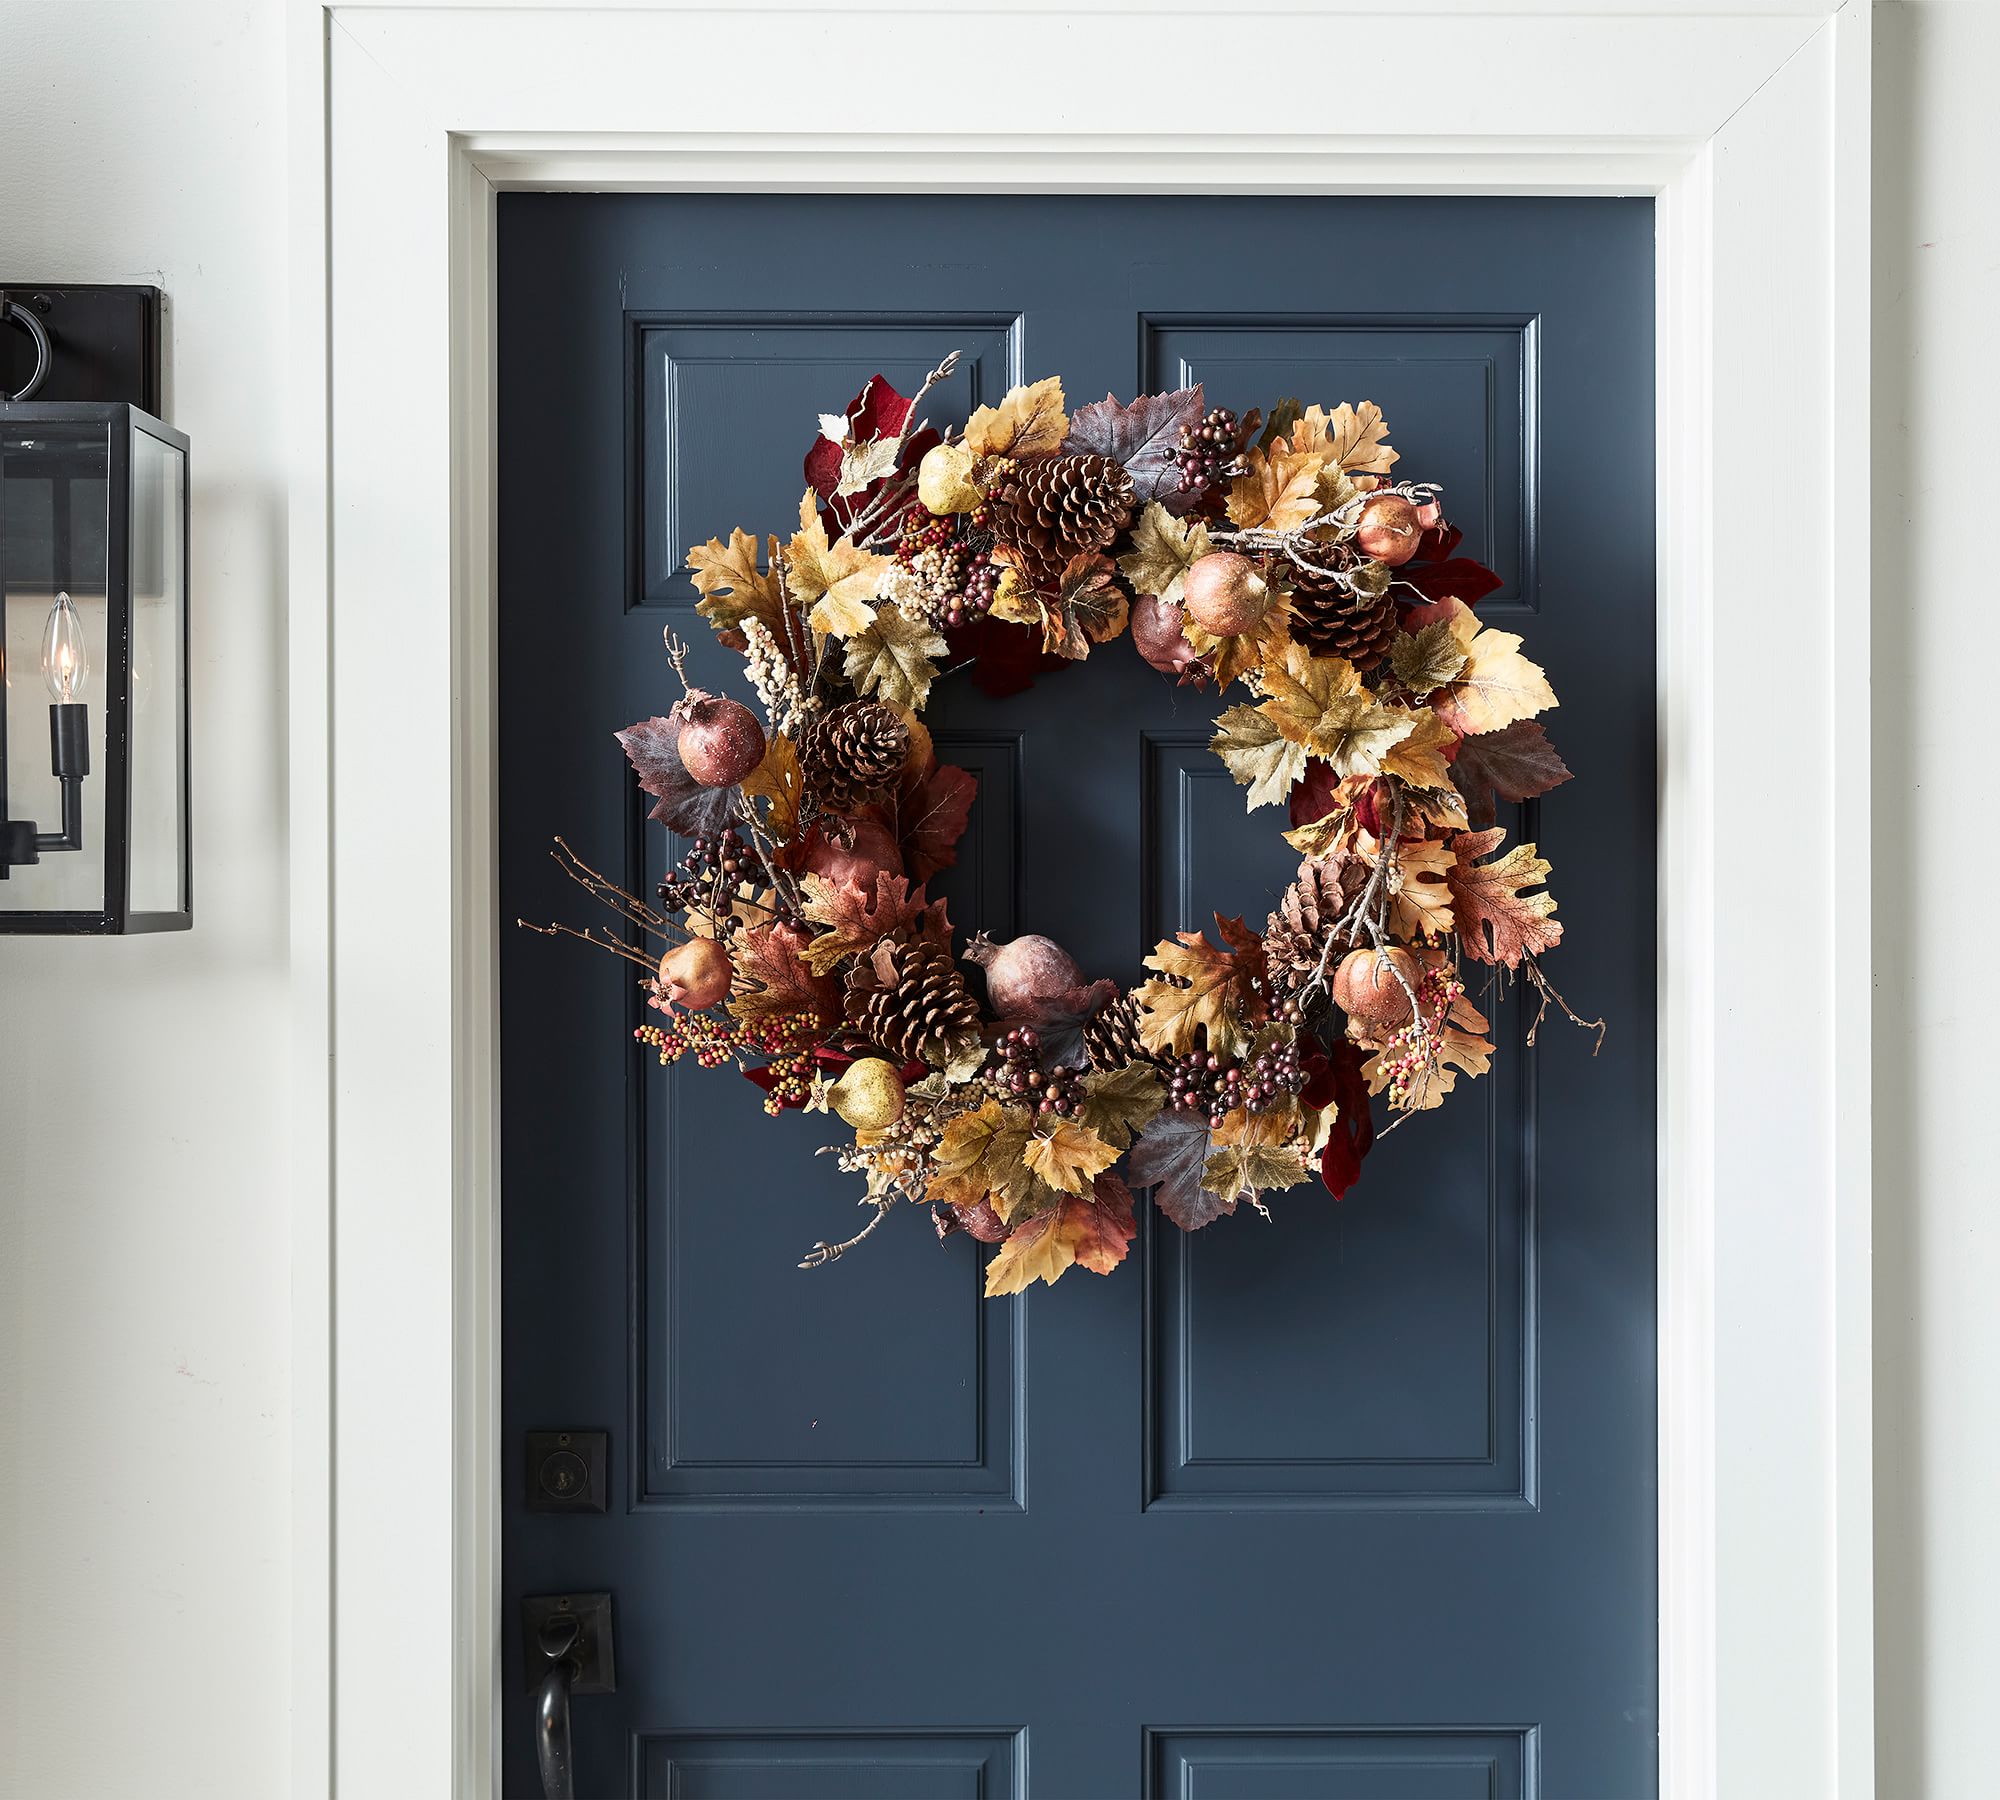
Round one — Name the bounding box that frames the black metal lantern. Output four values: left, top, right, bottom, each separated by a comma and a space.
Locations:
1, 286, 190, 933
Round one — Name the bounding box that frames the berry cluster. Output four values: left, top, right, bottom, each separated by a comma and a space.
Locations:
657, 828, 753, 927
995, 1026, 1084, 1118
946, 555, 999, 630
1165, 1051, 1245, 1128
635, 1010, 741, 1071
1243, 1034, 1308, 1109
635, 1008, 823, 1114
1373, 964, 1469, 1109
1172, 407, 1243, 493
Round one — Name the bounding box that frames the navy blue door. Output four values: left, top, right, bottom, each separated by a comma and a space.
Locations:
499, 194, 1656, 1799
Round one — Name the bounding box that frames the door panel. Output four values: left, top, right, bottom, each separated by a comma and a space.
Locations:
499, 193, 1655, 1799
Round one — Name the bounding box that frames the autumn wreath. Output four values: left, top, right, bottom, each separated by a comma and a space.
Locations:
525, 353, 1596, 1295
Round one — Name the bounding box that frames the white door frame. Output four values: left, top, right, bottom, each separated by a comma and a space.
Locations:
287, 4, 1874, 1795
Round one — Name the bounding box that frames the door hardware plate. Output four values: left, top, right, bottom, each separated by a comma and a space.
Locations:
526, 1429, 609, 1513
521, 1592, 616, 1696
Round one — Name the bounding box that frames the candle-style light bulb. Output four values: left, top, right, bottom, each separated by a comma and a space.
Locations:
42, 592, 88, 703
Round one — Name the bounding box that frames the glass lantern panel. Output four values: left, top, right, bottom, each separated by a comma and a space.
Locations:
128, 422, 187, 915
2, 416, 111, 917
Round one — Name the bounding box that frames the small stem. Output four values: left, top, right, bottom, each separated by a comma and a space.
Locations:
798, 1200, 895, 1271
516, 917, 662, 975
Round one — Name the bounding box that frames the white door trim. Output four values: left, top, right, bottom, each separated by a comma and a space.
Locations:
287, 4, 1873, 1795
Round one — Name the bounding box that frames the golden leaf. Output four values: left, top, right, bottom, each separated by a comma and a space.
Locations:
1314, 401, 1399, 475
1201, 1140, 1310, 1203
1258, 639, 1417, 778
1431, 604, 1558, 737
1378, 707, 1459, 793
687, 527, 785, 635
740, 732, 802, 842
1022, 1119, 1122, 1197
1212, 703, 1309, 810
785, 492, 888, 638
842, 606, 948, 709
1362, 990, 1492, 1111
1136, 918, 1267, 1060
1226, 442, 1332, 531
928, 1099, 1038, 1219
1117, 502, 1211, 605
1389, 620, 1469, 696
1447, 829, 1563, 967
1076, 1063, 1166, 1149
962, 376, 1067, 459
983, 1174, 1137, 1295
1389, 836, 1456, 941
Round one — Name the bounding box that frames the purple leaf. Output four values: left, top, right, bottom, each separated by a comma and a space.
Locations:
1063, 385, 1205, 504
1448, 720, 1574, 830
1129, 1107, 1233, 1232
615, 714, 742, 838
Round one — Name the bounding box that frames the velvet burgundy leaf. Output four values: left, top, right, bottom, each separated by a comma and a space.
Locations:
1287, 756, 1342, 831
803, 373, 939, 534
944, 616, 1075, 699
1062, 385, 1205, 504
1399, 556, 1504, 608
1317, 1036, 1376, 1200
615, 714, 742, 838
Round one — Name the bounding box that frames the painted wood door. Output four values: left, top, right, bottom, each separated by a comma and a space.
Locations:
498, 193, 1656, 1799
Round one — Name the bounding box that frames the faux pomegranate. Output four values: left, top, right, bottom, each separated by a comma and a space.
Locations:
1182, 552, 1271, 637
1354, 494, 1424, 568
803, 818, 904, 888
674, 690, 766, 787
1332, 946, 1419, 1033
963, 932, 1083, 1016
655, 936, 733, 1010
1131, 591, 1201, 678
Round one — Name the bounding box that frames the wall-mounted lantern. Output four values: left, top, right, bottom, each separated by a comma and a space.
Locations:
1, 285, 189, 933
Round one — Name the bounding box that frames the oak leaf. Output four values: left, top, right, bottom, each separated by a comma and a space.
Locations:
1063, 386, 1205, 503
1212, 703, 1309, 810
686, 527, 786, 636
1448, 720, 1573, 830
1258, 640, 1418, 778
1312, 400, 1399, 475
843, 606, 948, 709
928, 1099, 1038, 1219
1447, 829, 1563, 967
1136, 915, 1267, 1060
785, 492, 889, 638
1022, 1118, 1122, 1197
1389, 836, 1456, 941
1117, 502, 1211, 605
962, 376, 1067, 459
1362, 990, 1493, 1111
983, 1171, 1138, 1295
1076, 1063, 1166, 1149
1226, 442, 1332, 531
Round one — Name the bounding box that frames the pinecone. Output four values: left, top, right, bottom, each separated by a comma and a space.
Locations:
1082, 991, 1154, 1070
1264, 857, 1368, 994
1288, 570, 1399, 672
989, 454, 1136, 593
844, 934, 984, 1070
803, 701, 909, 812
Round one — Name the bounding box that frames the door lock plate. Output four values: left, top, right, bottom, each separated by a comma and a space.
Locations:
526, 1429, 608, 1513
522, 1592, 616, 1695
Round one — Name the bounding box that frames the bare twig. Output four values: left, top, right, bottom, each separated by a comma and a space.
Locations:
797, 1200, 895, 1270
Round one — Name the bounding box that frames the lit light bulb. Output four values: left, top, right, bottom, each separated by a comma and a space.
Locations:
42, 592, 89, 703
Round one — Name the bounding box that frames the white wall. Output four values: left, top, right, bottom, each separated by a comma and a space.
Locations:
0, 1, 1991, 1796
0, 3, 292, 1797
1872, 2, 2000, 1795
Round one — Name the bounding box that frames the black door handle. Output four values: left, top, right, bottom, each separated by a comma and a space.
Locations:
532, 1614, 581, 1800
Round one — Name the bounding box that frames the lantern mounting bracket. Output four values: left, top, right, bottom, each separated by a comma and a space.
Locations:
0, 285, 161, 411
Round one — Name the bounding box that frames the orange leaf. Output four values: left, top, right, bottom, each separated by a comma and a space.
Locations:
1446, 829, 1562, 967
983, 1172, 1138, 1295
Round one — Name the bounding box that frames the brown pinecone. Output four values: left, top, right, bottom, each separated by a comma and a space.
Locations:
1264, 857, 1368, 993
803, 700, 909, 812
989, 454, 1136, 593
1082, 991, 1154, 1070
845, 934, 984, 1070
1288, 570, 1399, 672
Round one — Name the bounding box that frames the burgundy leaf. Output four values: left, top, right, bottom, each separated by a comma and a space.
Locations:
803, 373, 938, 534
881, 757, 978, 886
1287, 757, 1342, 830
615, 715, 742, 838
1317, 1036, 1376, 1200
1448, 720, 1574, 830
944, 616, 1075, 698
1399, 556, 1503, 608
1062, 385, 1205, 504
1130, 1107, 1232, 1232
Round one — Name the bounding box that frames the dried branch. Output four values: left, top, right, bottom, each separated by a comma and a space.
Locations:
797, 1200, 895, 1270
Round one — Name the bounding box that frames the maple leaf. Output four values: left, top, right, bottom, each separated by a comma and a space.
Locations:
1022, 1118, 1122, 1197
1129, 1107, 1228, 1231
834, 437, 903, 497
1448, 720, 1574, 830
798, 870, 941, 974
615, 713, 743, 837
1063, 385, 1205, 503
740, 732, 803, 843
1307, 400, 1399, 475
1040, 554, 1130, 660
1076, 1063, 1166, 1149
1212, 703, 1309, 810
962, 376, 1067, 459
1429, 602, 1557, 738
1378, 707, 1460, 794
1258, 640, 1418, 778
1117, 502, 1211, 605
1447, 829, 1563, 967
686, 527, 786, 637
843, 607, 948, 709
1389, 620, 1468, 696
1202, 1139, 1310, 1208
726, 921, 840, 1029
785, 492, 889, 638
1136, 915, 1267, 1060
983, 1172, 1138, 1295
1388, 836, 1456, 940
928, 1098, 1038, 1219
1226, 441, 1332, 531
879, 755, 977, 884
